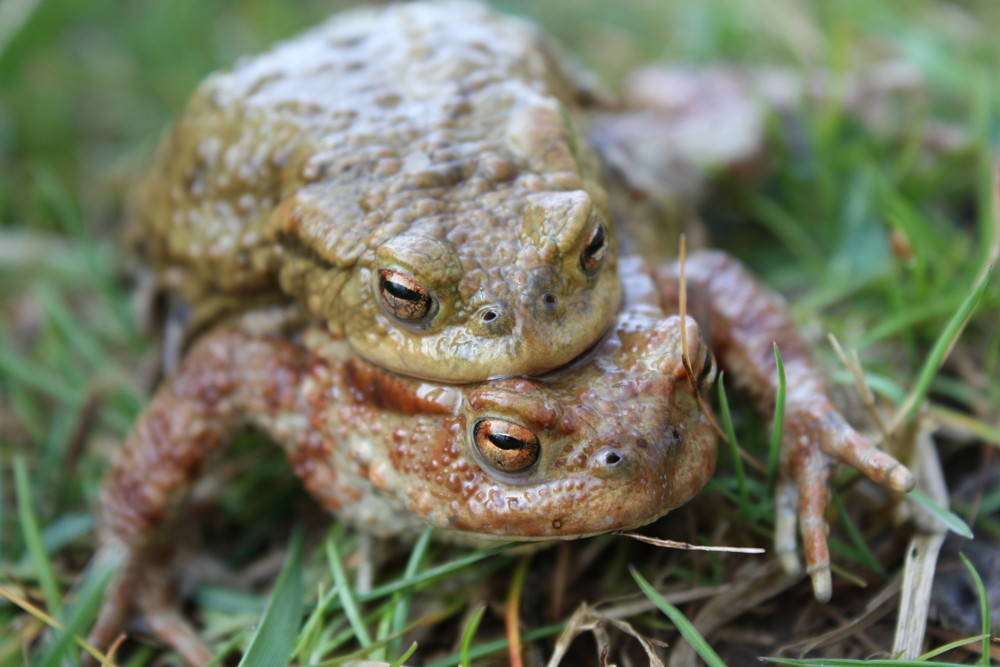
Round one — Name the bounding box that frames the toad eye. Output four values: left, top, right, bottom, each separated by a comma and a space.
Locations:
697, 346, 718, 396
580, 219, 608, 276
378, 269, 434, 321
474, 418, 540, 473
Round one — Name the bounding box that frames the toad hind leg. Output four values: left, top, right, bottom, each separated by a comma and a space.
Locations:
88, 326, 307, 665
654, 250, 915, 601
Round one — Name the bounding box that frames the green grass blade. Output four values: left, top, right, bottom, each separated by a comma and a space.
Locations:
900, 264, 993, 426
629, 566, 726, 667
33, 283, 109, 373
238, 528, 305, 667
324, 535, 372, 648
390, 642, 418, 667
767, 343, 786, 492
421, 624, 563, 667
917, 633, 991, 661
908, 489, 973, 539
958, 552, 990, 666
13, 456, 62, 619
715, 372, 749, 514
0, 346, 79, 405
830, 492, 883, 575
38, 558, 116, 667
389, 525, 432, 655
358, 542, 517, 603
459, 603, 487, 667
292, 582, 341, 662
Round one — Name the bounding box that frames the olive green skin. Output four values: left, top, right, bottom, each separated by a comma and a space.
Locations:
133, 0, 619, 382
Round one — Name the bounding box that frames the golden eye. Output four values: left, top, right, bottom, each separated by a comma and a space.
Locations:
379, 269, 434, 321
697, 346, 718, 395
580, 220, 608, 276
473, 418, 540, 473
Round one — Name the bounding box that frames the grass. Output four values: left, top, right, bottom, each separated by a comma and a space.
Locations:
2, 0, 1000, 665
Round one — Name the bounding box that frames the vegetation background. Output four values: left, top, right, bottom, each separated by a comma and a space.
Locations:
1, 0, 999, 665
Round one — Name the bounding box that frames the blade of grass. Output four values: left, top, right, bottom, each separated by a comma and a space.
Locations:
390, 642, 418, 667
33, 283, 109, 373
292, 581, 342, 663
238, 527, 305, 667
13, 456, 62, 619
748, 195, 825, 263
907, 489, 973, 539
0, 574, 118, 667
324, 534, 372, 649
38, 557, 117, 667
629, 566, 726, 667
893, 264, 993, 430
358, 542, 518, 603
958, 553, 990, 666
829, 491, 883, 575
421, 624, 563, 667
459, 603, 487, 667
715, 372, 749, 515
388, 526, 432, 656
917, 633, 991, 662
0, 346, 79, 405
29, 165, 138, 344
767, 343, 786, 492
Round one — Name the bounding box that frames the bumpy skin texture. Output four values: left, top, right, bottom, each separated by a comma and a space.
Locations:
133, 0, 619, 382
90, 255, 915, 663
96, 3, 919, 661
90, 258, 716, 664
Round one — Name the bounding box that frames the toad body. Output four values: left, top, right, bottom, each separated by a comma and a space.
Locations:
133, 0, 618, 382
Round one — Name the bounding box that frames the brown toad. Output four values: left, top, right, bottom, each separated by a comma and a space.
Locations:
90, 256, 913, 664
132, 0, 618, 382
90, 257, 713, 663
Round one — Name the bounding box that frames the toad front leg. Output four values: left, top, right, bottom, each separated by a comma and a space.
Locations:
88, 327, 308, 665
654, 250, 915, 601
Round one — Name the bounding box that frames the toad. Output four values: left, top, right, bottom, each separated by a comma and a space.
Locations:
131, 0, 619, 382
89, 255, 913, 664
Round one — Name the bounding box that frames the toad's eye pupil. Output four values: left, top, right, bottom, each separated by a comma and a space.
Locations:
580, 221, 607, 275
487, 433, 522, 450
379, 270, 433, 321
383, 278, 420, 301
473, 418, 540, 473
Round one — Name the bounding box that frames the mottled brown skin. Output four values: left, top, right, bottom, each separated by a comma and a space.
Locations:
133, 0, 619, 382
590, 93, 918, 599
90, 258, 715, 664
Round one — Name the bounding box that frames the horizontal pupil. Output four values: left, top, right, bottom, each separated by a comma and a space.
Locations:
585, 226, 605, 256
488, 433, 525, 450
383, 278, 423, 302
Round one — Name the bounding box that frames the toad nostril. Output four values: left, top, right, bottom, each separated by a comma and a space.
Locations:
474, 304, 513, 336
590, 447, 626, 477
